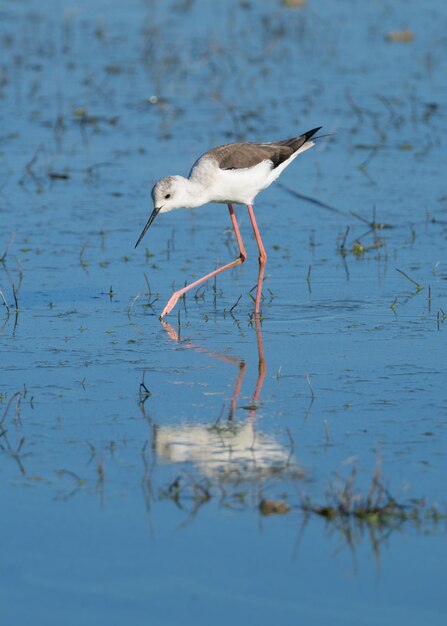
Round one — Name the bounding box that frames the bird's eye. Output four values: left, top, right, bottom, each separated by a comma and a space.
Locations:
164, 193, 171, 199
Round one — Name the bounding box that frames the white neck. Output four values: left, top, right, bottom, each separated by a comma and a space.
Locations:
176, 177, 210, 209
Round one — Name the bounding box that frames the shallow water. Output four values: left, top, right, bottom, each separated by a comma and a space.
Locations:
1, 0, 447, 623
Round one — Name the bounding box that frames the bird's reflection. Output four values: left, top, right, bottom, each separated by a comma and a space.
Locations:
152, 317, 300, 481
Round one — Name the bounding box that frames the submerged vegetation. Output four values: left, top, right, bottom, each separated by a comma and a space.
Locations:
152, 457, 445, 534
301, 464, 445, 527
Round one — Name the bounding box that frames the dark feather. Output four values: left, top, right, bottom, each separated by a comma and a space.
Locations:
206, 127, 321, 171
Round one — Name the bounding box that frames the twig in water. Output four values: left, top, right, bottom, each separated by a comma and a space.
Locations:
54, 469, 85, 500
345, 88, 364, 123
82, 162, 114, 176
139, 371, 152, 403
166, 229, 176, 260
437, 308, 446, 331
350, 209, 393, 230
340, 226, 350, 253
366, 458, 382, 509
194, 285, 206, 301
12, 283, 19, 310
359, 147, 378, 171
0, 286, 10, 315
285, 427, 295, 466
350, 210, 371, 226
395, 268, 423, 292
128, 292, 142, 318
277, 182, 345, 215
142, 273, 158, 309
96, 460, 105, 489
143, 272, 152, 298
230, 294, 242, 314
305, 373, 316, 399
2, 436, 27, 475
390, 297, 398, 317
304, 395, 315, 421
79, 241, 89, 269
13, 255, 23, 293
1, 392, 21, 425
431, 261, 440, 276
1, 231, 16, 263
21, 144, 44, 187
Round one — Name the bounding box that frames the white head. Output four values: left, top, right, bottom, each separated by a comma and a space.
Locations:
152, 175, 188, 213
135, 175, 188, 248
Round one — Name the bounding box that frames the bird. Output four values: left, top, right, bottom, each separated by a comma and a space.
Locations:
135, 126, 321, 318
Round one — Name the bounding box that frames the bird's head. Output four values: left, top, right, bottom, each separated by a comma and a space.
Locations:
135, 176, 185, 248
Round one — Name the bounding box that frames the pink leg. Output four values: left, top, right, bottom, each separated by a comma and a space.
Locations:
160, 204, 247, 318
247, 204, 267, 315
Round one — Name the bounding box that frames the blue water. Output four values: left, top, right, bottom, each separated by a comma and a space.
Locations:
1, 0, 447, 623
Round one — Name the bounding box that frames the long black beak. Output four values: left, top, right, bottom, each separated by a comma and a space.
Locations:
135, 206, 161, 248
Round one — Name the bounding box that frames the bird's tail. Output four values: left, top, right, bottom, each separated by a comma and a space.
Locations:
279, 127, 322, 153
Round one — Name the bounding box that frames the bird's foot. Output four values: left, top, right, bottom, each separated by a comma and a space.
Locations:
159, 291, 181, 318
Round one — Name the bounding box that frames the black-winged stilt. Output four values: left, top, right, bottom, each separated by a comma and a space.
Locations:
135, 127, 321, 318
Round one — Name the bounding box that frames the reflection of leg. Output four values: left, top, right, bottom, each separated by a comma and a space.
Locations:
160, 318, 247, 421
229, 360, 246, 421
160, 204, 247, 318
254, 262, 266, 318
160, 320, 179, 342
247, 204, 267, 315
253, 314, 266, 407
161, 319, 243, 367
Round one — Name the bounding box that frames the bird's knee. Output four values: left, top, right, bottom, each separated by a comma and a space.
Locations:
258, 253, 267, 265
239, 251, 248, 263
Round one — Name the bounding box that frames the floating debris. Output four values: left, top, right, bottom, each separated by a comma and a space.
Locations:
282, 0, 306, 7
48, 172, 70, 180
386, 30, 414, 43
259, 499, 290, 516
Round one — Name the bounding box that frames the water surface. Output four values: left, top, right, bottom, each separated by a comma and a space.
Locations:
1, 0, 447, 624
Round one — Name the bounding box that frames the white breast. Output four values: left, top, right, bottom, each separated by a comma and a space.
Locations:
190, 157, 275, 205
